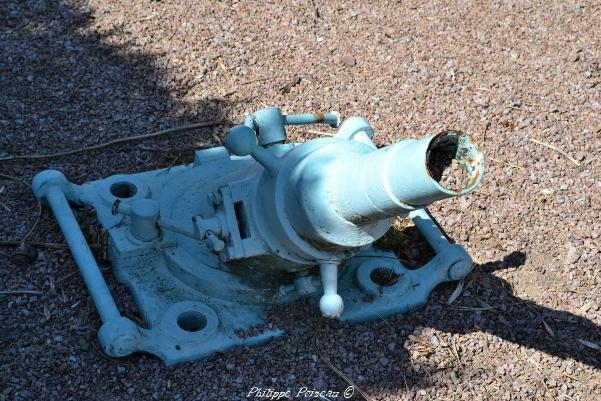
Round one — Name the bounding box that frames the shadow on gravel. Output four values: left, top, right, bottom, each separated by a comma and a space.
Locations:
378, 219, 601, 379
428, 251, 601, 369
247, 249, 600, 401
0, 0, 231, 181
0, 2, 233, 398
0, 1, 231, 243
1, 2, 599, 400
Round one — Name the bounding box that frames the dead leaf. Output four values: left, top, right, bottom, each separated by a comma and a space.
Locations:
447, 280, 464, 305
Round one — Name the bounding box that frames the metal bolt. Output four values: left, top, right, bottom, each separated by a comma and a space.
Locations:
207, 192, 222, 206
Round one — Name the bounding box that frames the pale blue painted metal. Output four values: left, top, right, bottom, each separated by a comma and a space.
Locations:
32, 107, 485, 365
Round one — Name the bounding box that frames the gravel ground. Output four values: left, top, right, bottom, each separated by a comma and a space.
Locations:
1, 1, 600, 400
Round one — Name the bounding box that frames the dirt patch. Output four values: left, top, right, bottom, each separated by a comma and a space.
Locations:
374, 217, 436, 268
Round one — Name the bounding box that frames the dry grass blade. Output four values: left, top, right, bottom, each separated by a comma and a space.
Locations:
0, 173, 32, 188
0, 240, 102, 249
0, 200, 11, 212
542, 318, 555, 338
489, 157, 523, 169
43, 305, 51, 320
0, 290, 43, 295
0, 121, 224, 162
577, 338, 601, 351
376, 312, 397, 338
223, 77, 272, 96
451, 336, 463, 367
166, 152, 182, 169
447, 279, 464, 305
447, 305, 495, 311
22, 201, 42, 242
320, 357, 376, 401
56, 270, 79, 283
528, 138, 581, 167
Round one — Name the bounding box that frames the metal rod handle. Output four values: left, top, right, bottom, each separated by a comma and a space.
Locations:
45, 185, 121, 323
410, 208, 450, 253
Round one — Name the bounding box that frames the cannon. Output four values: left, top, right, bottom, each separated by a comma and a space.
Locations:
33, 107, 484, 365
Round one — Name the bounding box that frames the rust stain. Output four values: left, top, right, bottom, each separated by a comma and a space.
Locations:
313, 112, 325, 123
466, 164, 481, 188
426, 130, 483, 191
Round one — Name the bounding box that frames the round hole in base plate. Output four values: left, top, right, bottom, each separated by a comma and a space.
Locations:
177, 311, 207, 332
110, 181, 138, 198
370, 267, 401, 287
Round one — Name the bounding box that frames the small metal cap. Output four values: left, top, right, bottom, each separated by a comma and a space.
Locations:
225, 125, 258, 156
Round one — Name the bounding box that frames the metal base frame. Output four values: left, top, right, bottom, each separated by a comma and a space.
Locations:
33, 168, 473, 366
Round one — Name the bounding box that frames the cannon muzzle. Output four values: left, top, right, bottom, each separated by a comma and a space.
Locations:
329, 130, 484, 223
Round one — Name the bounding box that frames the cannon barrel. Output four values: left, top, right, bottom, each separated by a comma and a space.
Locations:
226, 110, 484, 258
329, 130, 484, 223
280, 129, 485, 252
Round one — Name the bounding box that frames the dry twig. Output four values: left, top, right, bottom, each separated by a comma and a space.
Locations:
0, 121, 224, 162
310, 0, 321, 18
0, 173, 32, 188
320, 357, 376, 401
223, 77, 272, 96
481, 120, 490, 149
489, 157, 523, 169
0, 240, 102, 249
0, 290, 43, 295
22, 202, 42, 242
280, 76, 302, 94
528, 138, 581, 167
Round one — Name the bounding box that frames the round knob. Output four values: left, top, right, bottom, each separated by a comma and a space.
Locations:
319, 293, 344, 318
225, 125, 258, 156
